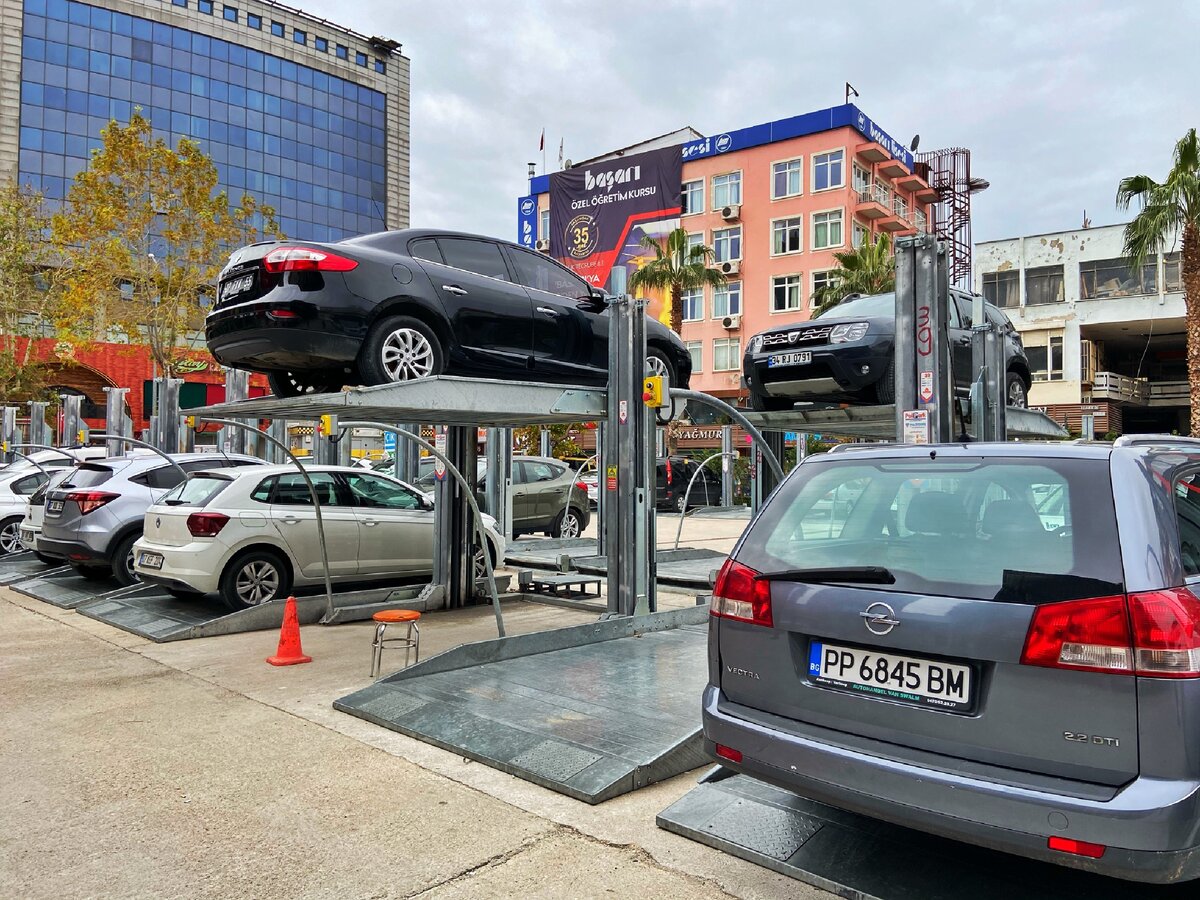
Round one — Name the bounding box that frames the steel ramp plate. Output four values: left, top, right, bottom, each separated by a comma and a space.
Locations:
336, 620, 710, 803
0, 553, 59, 585
504, 538, 599, 568
12, 569, 119, 608
657, 775, 1177, 899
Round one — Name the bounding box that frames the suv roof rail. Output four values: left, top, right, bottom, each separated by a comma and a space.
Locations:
1113, 434, 1200, 450
826, 442, 888, 454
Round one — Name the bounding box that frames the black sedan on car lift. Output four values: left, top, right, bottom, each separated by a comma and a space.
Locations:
206, 229, 693, 399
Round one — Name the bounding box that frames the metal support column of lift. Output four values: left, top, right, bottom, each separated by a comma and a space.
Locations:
157, 379, 182, 454
605, 292, 655, 617
895, 234, 953, 444
60, 394, 83, 445
27, 402, 49, 449
267, 419, 287, 463
971, 294, 1006, 442
539, 426, 551, 458
752, 430, 787, 513
594, 423, 605, 556
222, 368, 251, 455
0, 407, 17, 464
484, 427, 513, 542
432, 425, 480, 609
102, 386, 130, 458
720, 425, 734, 507
394, 424, 420, 484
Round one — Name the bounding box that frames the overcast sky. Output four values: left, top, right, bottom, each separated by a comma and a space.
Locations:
302, 0, 1199, 246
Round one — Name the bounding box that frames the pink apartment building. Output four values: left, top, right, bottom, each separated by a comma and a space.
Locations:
520, 105, 936, 402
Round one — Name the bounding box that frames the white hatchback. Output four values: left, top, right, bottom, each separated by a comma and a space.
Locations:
132, 464, 505, 608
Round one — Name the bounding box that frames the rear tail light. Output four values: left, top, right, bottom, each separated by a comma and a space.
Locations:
267, 309, 299, 319
186, 512, 230, 537
65, 491, 118, 516
665, 459, 673, 485
1020, 588, 1200, 678
1048, 836, 1106, 859
710, 558, 773, 627
262, 246, 358, 273
574, 480, 589, 493
714, 744, 743, 764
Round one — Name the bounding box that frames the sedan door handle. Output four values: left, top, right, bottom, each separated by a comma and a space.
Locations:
280, 517, 301, 525
361, 519, 379, 527
442, 284, 468, 296
536, 306, 559, 316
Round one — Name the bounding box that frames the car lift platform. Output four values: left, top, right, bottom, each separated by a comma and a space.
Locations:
335, 605, 711, 804
658, 774, 1175, 900
11, 565, 121, 608
0, 552, 66, 586
743, 403, 1067, 441
506, 538, 723, 591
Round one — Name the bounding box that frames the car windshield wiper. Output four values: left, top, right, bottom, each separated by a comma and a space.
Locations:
757, 566, 896, 584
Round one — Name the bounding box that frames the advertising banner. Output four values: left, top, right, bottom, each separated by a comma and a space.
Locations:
516, 195, 538, 250
548, 145, 681, 290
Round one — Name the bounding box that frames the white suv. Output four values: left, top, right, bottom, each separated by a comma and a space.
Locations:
133, 465, 505, 608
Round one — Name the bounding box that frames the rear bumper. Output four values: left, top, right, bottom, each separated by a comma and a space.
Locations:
131, 541, 223, 595
37, 537, 106, 565
206, 296, 367, 372
19, 523, 40, 553
703, 686, 1200, 883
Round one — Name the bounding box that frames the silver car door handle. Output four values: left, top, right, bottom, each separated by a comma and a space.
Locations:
281, 517, 301, 525
442, 284, 468, 296
536, 306, 559, 316
362, 519, 379, 526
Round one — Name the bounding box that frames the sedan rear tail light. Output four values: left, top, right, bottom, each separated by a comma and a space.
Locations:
1020, 588, 1200, 678
186, 512, 230, 537
710, 558, 773, 627
262, 246, 358, 273
65, 491, 118, 516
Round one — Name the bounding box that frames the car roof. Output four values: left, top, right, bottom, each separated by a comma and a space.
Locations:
812, 441, 1116, 462
212, 463, 396, 477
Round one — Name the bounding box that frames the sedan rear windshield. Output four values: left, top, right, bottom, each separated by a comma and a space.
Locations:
739, 455, 1123, 604
161, 475, 230, 507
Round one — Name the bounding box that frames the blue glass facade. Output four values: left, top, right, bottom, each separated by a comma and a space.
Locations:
18, 0, 388, 241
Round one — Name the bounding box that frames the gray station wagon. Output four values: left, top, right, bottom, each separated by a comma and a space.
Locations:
704, 437, 1200, 883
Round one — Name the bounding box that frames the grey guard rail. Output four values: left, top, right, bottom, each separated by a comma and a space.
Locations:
667, 389, 785, 483
673, 450, 738, 551
336, 420, 505, 638
193, 417, 335, 618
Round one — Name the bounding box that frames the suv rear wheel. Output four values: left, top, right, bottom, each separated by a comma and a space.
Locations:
1006, 371, 1029, 409
550, 508, 583, 539
360, 315, 444, 385
109, 533, 141, 587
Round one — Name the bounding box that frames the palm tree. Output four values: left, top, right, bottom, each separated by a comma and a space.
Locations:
1117, 128, 1200, 435
628, 228, 726, 333
811, 232, 896, 317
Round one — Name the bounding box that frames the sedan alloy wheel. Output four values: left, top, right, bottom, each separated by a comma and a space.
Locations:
381, 327, 436, 382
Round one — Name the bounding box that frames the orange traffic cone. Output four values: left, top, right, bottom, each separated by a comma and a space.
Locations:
267, 596, 312, 666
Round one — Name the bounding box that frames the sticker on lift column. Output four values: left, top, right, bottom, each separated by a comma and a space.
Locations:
619, 400, 628, 424
606, 465, 618, 491
919, 371, 934, 404
434, 431, 447, 480
902, 409, 930, 444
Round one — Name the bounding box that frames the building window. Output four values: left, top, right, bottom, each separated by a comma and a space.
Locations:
681, 179, 703, 215
983, 270, 1021, 308
1165, 252, 1182, 293
1080, 257, 1157, 299
812, 209, 844, 249
712, 226, 741, 263
852, 163, 871, 196
713, 282, 741, 319
1025, 265, 1064, 306
772, 274, 803, 312
686, 341, 703, 373
812, 270, 840, 301
771, 217, 803, 255
684, 232, 704, 256
813, 150, 845, 191
1026, 333, 1065, 382
222, 5, 237, 21
356, 51, 369, 67
314, 36, 328, 51
198, 0, 213, 13
336, 44, 349, 59
714, 338, 741, 372
246, 12, 260, 28
375, 59, 386, 74
271, 20, 285, 37
772, 159, 802, 199
682, 288, 704, 323
539, 209, 550, 241
171, 0, 187, 7
712, 172, 741, 209
293, 29, 306, 45
852, 222, 868, 248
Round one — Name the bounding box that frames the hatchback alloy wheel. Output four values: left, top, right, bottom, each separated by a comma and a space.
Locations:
235, 559, 281, 606
381, 327, 436, 382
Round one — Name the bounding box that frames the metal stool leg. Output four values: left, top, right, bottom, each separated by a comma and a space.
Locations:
371, 621, 387, 677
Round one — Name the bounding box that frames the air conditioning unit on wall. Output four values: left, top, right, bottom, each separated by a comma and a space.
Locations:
719, 260, 740, 276
534, 239, 550, 252
720, 204, 741, 221
721, 315, 741, 330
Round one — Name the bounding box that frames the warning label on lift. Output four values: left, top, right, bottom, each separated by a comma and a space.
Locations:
434, 431, 447, 480
919, 371, 934, 404
606, 465, 618, 491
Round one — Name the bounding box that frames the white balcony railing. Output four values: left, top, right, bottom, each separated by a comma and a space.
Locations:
893, 196, 909, 220
1092, 371, 1148, 403
913, 210, 928, 233
857, 182, 892, 207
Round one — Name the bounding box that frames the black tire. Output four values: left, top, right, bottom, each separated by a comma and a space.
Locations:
1006, 371, 1029, 409
551, 507, 584, 539
73, 564, 112, 581
646, 346, 682, 424
219, 548, 291, 610
268, 370, 346, 398
110, 533, 140, 587
875, 358, 896, 404
749, 390, 794, 412
674, 492, 687, 514
359, 315, 445, 386
0, 516, 23, 555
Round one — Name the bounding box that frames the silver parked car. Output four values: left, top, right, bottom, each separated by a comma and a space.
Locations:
704, 439, 1200, 883
39, 451, 264, 584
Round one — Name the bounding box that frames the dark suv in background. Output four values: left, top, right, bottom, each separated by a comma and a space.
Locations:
742, 290, 1030, 411
206, 229, 692, 400
705, 437, 1200, 883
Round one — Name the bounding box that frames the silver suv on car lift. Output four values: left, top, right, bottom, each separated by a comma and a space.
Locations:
704, 437, 1200, 883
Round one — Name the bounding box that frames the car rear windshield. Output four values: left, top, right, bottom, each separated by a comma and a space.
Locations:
161, 475, 230, 507
60, 464, 114, 489
812, 292, 895, 319
738, 455, 1123, 604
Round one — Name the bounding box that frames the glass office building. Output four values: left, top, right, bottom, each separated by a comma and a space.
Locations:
7, 0, 409, 241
